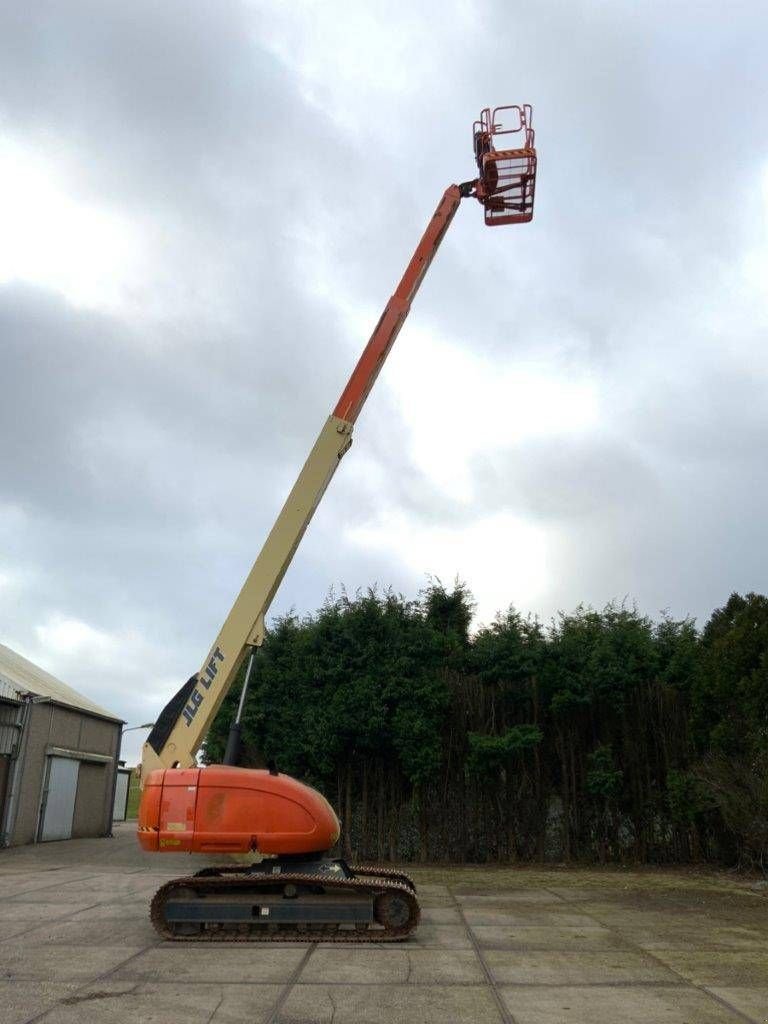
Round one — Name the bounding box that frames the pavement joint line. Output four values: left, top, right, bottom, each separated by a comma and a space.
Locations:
272, 979, 691, 989
541, 886, 761, 1024
0, 866, 85, 875
16, 940, 162, 1024
451, 888, 519, 1024
0, 899, 114, 943
0, 976, 508, 989
0, 973, 721, 990
615, 945, 764, 1024
202, 988, 225, 1024
471, 938, 768, 952
265, 942, 316, 1024
8, 872, 110, 901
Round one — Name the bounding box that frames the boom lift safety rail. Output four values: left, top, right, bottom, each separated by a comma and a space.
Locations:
138, 104, 538, 942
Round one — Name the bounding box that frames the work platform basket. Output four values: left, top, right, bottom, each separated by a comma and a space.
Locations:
473, 105, 536, 226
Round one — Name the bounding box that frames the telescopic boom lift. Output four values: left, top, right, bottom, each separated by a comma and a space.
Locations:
138, 105, 537, 941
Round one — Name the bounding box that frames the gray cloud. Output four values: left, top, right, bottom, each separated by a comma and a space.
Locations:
1, 0, 767, 759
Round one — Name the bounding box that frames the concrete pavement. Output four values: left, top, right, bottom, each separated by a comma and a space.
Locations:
1, 823, 766, 1023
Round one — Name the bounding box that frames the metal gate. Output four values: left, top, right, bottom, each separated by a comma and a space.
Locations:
40, 756, 80, 841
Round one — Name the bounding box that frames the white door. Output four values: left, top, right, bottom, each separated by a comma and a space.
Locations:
112, 770, 129, 822
40, 756, 79, 841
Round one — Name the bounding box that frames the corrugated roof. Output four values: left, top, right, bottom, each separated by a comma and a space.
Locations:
0, 676, 21, 703
0, 642, 122, 722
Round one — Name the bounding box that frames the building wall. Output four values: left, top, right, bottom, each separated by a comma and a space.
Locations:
9, 701, 121, 846
0, 699, 20, 831
0, 756, 9, 826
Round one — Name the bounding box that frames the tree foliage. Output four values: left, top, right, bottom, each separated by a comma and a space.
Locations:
204, 587, 768, 866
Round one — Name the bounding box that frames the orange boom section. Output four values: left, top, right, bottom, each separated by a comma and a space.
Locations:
333, 185, 462, 426
138, 766, 341, 855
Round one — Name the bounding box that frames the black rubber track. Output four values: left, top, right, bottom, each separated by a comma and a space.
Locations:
150, 871, 420, 942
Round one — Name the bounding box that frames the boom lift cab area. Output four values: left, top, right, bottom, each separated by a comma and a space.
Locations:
138, 106, 537, 941
139, 766, 339, 855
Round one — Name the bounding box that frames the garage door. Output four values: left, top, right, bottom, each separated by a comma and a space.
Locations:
40, 756, 80, 841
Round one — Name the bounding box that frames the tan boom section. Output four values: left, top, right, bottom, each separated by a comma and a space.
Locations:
141, 414, 353, 776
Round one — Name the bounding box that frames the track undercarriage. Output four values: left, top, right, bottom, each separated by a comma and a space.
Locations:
150, 858, 420, 942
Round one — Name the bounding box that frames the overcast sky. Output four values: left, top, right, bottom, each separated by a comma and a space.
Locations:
1, 1, 767, 764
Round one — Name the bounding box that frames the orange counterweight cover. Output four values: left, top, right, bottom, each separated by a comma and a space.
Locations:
137, 766, 341, 855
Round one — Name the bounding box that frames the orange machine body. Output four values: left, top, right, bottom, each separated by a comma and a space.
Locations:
138, 766, 340, 855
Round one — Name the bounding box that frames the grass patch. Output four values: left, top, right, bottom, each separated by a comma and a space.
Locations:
126, 770, 141, 819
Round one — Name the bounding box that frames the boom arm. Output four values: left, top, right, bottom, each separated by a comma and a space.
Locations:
142, 184, 464, 776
